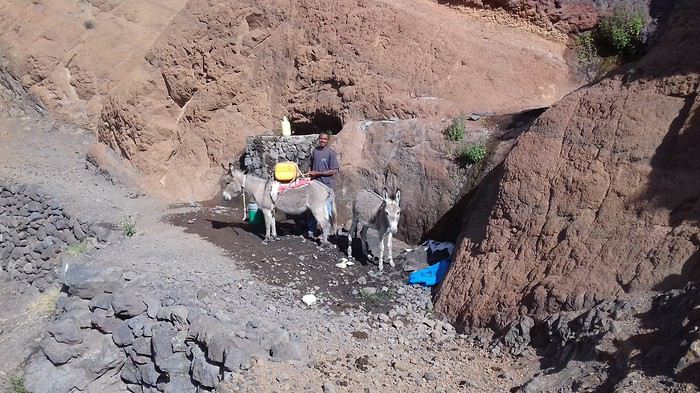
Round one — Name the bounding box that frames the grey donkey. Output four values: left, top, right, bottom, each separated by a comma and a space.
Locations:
222, 164, 337, 243
347, 189, 401, 271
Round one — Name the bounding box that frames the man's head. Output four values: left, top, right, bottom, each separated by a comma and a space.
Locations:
318, 131, 331, 148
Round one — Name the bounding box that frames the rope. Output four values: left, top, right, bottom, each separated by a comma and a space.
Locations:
241, 174, 247, 221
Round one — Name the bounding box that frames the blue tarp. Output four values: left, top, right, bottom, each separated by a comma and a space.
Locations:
408, 259, 451, 287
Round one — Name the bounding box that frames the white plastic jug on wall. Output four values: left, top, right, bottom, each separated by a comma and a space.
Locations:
281, 116, 292, 137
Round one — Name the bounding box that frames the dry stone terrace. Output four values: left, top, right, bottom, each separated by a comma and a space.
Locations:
0, 182, 105, 292
24, 261, 311, 393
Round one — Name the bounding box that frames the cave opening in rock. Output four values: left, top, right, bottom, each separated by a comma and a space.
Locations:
292, 110, 343, 136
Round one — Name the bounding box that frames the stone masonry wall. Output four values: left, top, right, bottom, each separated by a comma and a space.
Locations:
243, 135, 318, 178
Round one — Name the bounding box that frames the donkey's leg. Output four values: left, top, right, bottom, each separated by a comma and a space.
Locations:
262, 209, 274, 242
378, 231, 386, 272
311, 206, 330, 244
347, 217, 358, 257
387, 231, 395, 268
271, 208, 278, 238
346, 230, 352, 257
319, 217, 332, 244
360, 225, 370, 261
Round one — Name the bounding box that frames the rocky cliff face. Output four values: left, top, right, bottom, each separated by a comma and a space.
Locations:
444, 0, 658, 33
335, 119, 488, 243
436, 0, 700, 331
0, 0, 576, 201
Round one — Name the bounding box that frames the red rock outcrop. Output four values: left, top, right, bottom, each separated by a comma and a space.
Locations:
0, 0, 577, 201
436, 0, 700, 331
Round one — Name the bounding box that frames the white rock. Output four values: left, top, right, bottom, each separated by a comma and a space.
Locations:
335, 261, 348, 269
302, 294, 317, 306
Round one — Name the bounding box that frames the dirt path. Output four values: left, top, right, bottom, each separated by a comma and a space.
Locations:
0, 81, 537, 392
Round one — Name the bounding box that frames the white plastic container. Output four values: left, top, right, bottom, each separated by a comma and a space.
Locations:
281, 116, 292, 137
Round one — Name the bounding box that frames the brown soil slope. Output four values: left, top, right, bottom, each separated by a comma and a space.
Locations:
436, 0, 700, 331
0, 0, 576, 201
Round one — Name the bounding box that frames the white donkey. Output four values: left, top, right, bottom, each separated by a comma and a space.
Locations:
222, 164, 336, 243
347, 189, 401, 271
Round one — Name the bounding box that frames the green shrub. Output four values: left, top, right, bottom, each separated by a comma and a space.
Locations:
597, 10, 645, 57
576, 33, 597, 66
10, 376, 28, 393
445, 116, 466, 141
458, 144, 487, 167
83, 20, 95, 29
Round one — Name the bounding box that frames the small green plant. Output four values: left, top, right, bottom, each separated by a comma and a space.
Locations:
120, 215, 137, 237
66, 242, 89, 256
576, 33, 597, 66
83, 20, 95, 29
458, 144, 487, 167
9, 375, 28, 393
596, 10, 645, 57
444, 116, 466, 141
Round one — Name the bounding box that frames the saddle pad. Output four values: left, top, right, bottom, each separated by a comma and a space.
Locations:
270, 178, 313, 202
278, 178, 312, 193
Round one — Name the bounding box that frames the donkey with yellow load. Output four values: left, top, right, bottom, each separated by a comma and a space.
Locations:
221, 162, 337, 244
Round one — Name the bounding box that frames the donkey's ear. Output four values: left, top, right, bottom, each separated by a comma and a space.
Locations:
383, 188, 388, 200
395, 189, 401, 204
228, 163, 235, 175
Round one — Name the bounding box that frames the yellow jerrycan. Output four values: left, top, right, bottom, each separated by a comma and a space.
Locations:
274, 161, 298, 182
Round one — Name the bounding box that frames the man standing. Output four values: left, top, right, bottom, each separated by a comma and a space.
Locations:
307, 131, 339, 237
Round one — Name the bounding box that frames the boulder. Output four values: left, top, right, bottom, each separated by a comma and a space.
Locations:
40, 338, 80, 366
152, 325, 178, 368
190, 346, 220, 388
61, 263, 123, 300
62, 308, 93, 329
91, 309, 121, 334
132, 337, 153, 357
48, 319, 83, 345
121, 361, 142, 385
112, 293, 148, 317
89, 293, 113, 311
81, 334, 126, 380
23, 354, 89, 393
137, 361, 161, 387
163, 374, 197, 393
158, 352, 191, 375
112, 321, 135, 347
223, 338, 262, 372
156, 305, 190, 329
